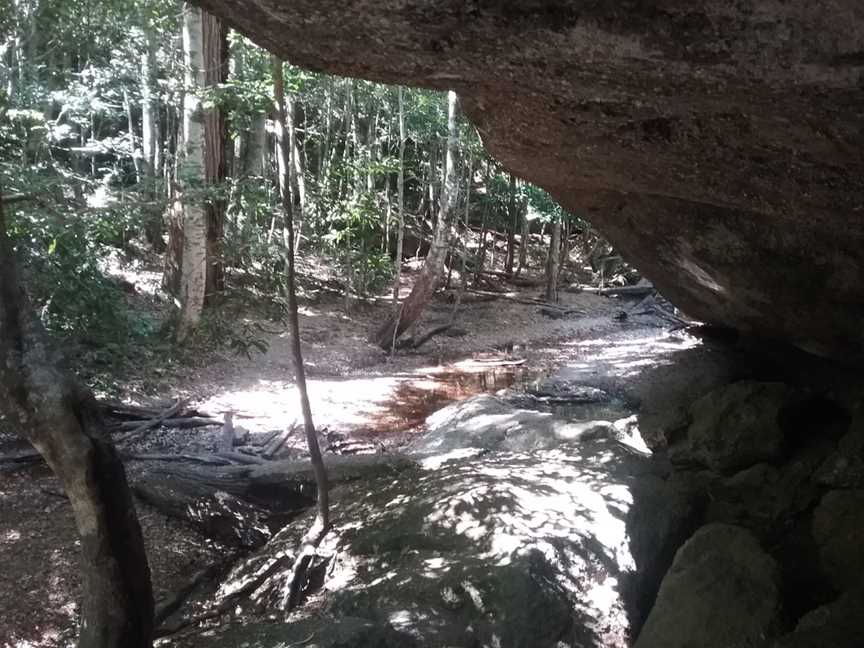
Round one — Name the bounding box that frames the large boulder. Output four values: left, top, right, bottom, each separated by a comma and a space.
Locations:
812, 489, 864, 592
816, 405, 864, 488
635, 523, 785, 648
194, 0, 864, 363
773, 582, 864, 648
190, 437, 675, 647
682, 381, 793, 472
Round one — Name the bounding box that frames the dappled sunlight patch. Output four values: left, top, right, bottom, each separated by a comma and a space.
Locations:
560, 330, 703, 380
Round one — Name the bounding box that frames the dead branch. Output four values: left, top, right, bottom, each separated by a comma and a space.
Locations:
117, 416, 221, 432
114, 399, 187, 443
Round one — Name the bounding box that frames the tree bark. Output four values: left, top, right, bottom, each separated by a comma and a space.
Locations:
141, 30, 164, 252
516, 187, 529, 277
0, 186, 154, 648
371, 90, 460, 348
391, 86, 406, 322
287, 94, 307, 253
545, 218, 562, 303
505, 173, 517, 276
273, 55, 330, 531
202, 11, 228, 298
176, 3, 208, 342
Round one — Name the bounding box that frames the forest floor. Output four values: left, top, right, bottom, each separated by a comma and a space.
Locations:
0, 261, 680, 647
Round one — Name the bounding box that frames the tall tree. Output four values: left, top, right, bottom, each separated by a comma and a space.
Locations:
371, 90, 460, 348
273, 55, 330, 608
505, 173, 517, 276
545, 217, 562, 302
140, 28, 163, 251
390, 85, 406, 326
0, 185, 155, 648
175, 2, 207, 341
202, 11, 228, 297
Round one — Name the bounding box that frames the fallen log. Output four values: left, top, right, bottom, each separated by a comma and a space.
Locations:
0, 448, 43, 466
117, 416, 221, 431
114, 399, 187, 443
262, 423, 297, 459
565, 284, 655, 297
478, 270, 543, 288
401, 324, 453, 350
133, 455, 415, 548
213, 451, 264, 466
125, 453, 232, 466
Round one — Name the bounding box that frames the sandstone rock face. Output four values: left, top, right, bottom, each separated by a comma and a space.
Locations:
635, 523, 784, 648
193, 0, 864, 361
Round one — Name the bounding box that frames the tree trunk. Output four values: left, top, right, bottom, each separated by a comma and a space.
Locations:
273, 56, 330, 591
390, 86, 406, 327
545, 218, 562, 303
505, 173, 517, 276
371, 91, 460, 348
176, 3, 207, 342
203, 11, 228, 299
141, 30, 164, 252
0, 186, 154, 648
473, 161, 492, 284
123, 88, 143, 184
516, 187, 529, 277
287, 95, 307, 253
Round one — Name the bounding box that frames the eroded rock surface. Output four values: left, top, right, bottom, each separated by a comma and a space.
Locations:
193, 0, 864, 361
635, 523, 784, 648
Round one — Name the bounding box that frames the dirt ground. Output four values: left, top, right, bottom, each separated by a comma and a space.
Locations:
0, 266, 665, 647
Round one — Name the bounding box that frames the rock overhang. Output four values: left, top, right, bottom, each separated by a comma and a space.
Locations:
194, 0, 864, 361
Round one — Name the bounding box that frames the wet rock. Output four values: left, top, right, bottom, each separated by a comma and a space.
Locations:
322, 444, 647, 647
625, 473, 706, 635
816, 407, 864, 488
772, 581, 864, 648
408, 393, 629, 453
684, 381, 793, 472
812, 490, 864, 592
208, 440, 657, 647
706, 452, 823, 541
633, 346, 735, 450
525, 380, 609, 404
635, 523, 784, 648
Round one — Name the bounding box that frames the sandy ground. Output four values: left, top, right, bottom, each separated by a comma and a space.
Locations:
0, 267, 682, 647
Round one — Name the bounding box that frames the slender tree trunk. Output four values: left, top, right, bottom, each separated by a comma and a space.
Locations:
0, 186, 154, 648
123, 88, 142, 184
273, 57, 330, 607
141, 30, 164, 251
545, 218, 562, 302
474, 161, 492, 284
202, 11, 228, 299
452, 149, 473, 317
176, 3, 207, 342
505, 173, 517, 275
516, 188, 529, 277
371, 91, 459, 348
391, 86, 406, 319
287, 95, 307, 253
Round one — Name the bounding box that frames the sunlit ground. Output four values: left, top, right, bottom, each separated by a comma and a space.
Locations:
197, 328, 702, 448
